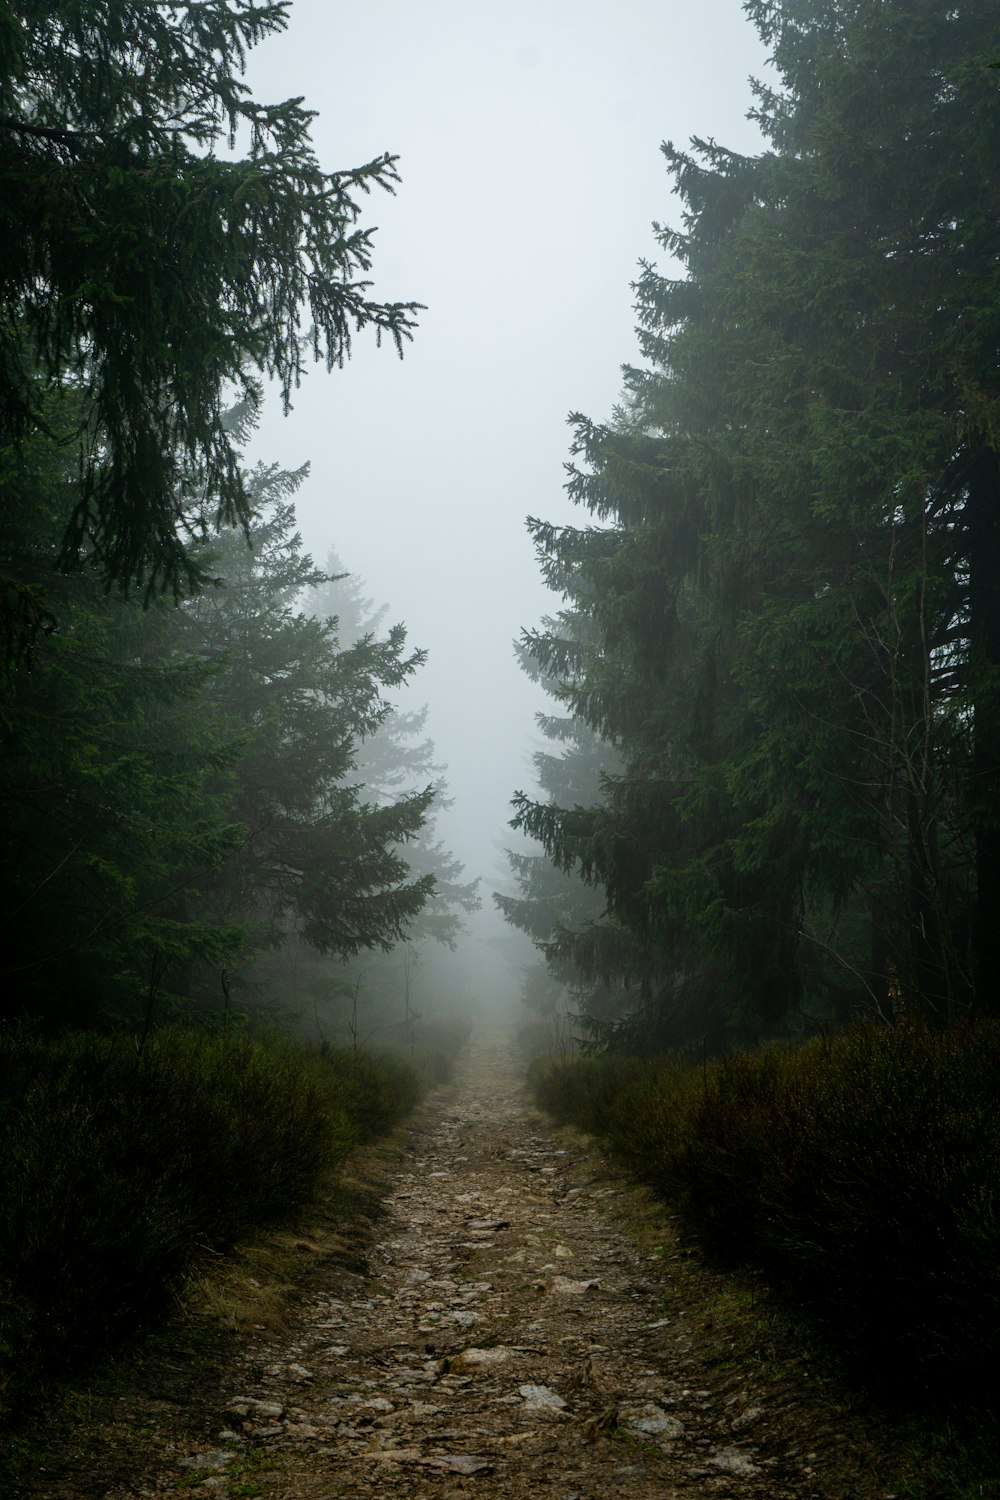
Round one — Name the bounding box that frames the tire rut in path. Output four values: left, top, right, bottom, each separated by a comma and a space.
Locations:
120, 1028, 884, 1499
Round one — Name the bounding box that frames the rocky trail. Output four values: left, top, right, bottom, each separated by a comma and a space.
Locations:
25, 1030, 898, 1499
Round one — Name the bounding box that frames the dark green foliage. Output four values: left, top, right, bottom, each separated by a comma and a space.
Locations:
308, 552, 481, 952
270, 555, 481, 1030
0, 0, 420, 595
532, 1023, 1000, 1405
0, 569, 246, 1025
186, 491, 438, 972
672, 1025, 1000, 1402
529, 1051, 654, 1136
512, 0, 1000, 1043
0, 6, 439, 1023
318, 1045, 419, 1143
0, 1026, 424, 1418
0, 438, 442, 1026
499, 613, 645, 1033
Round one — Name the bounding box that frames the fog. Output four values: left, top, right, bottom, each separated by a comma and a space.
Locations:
244, 1, 772, 1014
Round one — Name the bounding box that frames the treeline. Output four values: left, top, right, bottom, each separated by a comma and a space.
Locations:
502, 0, 1000, 1050
0, 0, 472, 1424
0, 444, 475, 1032
0, 2, 475, 1033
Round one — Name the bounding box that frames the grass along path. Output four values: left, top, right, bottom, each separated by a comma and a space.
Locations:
18, 1028, 906, 1499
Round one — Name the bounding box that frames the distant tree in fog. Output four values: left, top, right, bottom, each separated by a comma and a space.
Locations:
301, 556, 480, 1030
186, 485, 437, 967
498, 614, 634, 1037
0, 437, 441, 1027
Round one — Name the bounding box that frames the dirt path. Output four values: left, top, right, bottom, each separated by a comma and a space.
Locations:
39, 1028, 895, 1499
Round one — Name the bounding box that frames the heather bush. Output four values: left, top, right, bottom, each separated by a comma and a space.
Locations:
530, 1053, 650, 1135
374, 1014, 473, 1094
321, 1045, 420, 1140
0, 1025, 424, 1417
530, 1023, 1000, 1403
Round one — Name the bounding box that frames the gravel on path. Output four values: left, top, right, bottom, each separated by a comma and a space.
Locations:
32, 1028, 896, 1499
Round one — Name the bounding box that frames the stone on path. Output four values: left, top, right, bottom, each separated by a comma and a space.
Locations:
547, 1275, 600, 1296
619, 1400, 685, 1441
81, 1028, 879, 1500
709, 1445, 759, 1475
447, 1345, 515, 1373
518, 1382, 569, 1413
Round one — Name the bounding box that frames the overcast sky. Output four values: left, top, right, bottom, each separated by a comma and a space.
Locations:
244, 1, 772, 986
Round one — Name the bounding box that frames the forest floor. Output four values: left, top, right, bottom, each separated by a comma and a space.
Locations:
16, 1027, 912, 1500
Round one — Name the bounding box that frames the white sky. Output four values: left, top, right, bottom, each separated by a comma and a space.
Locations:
244, 0, 772, 982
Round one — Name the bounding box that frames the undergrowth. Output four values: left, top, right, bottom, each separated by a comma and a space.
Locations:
0, 1021, 464, 1422
530, 1021, 1000, 1413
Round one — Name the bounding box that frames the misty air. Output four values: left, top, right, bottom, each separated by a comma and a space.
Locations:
2, 2, 999, 1495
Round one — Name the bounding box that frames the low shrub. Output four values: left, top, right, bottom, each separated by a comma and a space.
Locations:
699, 1024, 1000, 1401
530, 1053, 651, 1135
320, 1045, 420, 1140
530, 1023, 1000, 1405
0, 1025, 423, 1418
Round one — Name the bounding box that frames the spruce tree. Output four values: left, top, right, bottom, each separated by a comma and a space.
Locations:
516, 0, 1000, 1040
302, 555, 480, 1031
502, 612, 670, 1046
0, 1, 420, 597
186, 484, 437, 965
0, 422, 245, 1024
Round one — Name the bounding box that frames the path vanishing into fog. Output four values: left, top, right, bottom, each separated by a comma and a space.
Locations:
82, 1031, 887, 1499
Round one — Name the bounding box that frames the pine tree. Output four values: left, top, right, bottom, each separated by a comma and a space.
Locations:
0, 392, 450, 1028
185, 486, 437, 968
713, 0, 1000, 1013
515, 0, 1000, 1042
0, 438, 245, 1024
0, 1, 420, 598
499, 614, 647, 1040
302, 554, 480, 1032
